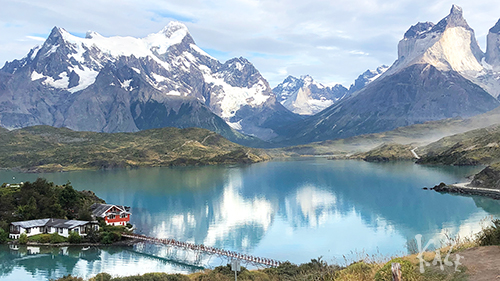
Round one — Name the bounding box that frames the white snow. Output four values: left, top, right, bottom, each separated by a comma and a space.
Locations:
204, 73, 270, 119
166, 90, 181, 96
44, 72, 69, 89
131, 67, 141, 74
228, 120, 243, 130
32, 71, 69, 89
276, 75, 341, 115
31, 71, 45, 81
68, 66, 99, 93
53, 21, 189, 72
151, 73, 167, 83
121, 79, 132, 90
44, 45, 59, 57
30, 46, 41, 60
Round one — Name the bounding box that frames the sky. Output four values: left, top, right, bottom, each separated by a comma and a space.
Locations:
1, 0, 500, 88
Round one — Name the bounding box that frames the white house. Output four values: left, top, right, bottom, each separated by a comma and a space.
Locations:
9, 218, 99, 239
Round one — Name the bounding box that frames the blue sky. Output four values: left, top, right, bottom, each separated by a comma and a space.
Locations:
1, 0, 500, 87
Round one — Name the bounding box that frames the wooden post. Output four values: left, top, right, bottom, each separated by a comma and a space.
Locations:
391, 262, 402, 281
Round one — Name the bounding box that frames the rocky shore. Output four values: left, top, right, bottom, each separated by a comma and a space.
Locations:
431, 182, 500, 200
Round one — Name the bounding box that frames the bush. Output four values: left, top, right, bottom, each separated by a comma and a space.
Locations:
50, 233, 66, 243
68, 231, 82, 244
0, 228, 8, 243
374, 258, 419, 281
109, 273, 191, 281
85, 227, 100, 243
27, 234, 52, 243
263, 261, 300, 278
477, 219, 500, 246
19, 233, 28, 244
55, 275, 84, 281
89, 273, 111, 281
100, 231, 121, 244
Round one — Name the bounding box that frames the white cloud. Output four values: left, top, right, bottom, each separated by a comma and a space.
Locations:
25, 36, 46, 42
1, 0, 500, 87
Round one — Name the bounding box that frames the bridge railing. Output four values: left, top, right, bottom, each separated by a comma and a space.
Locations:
122, 233, 282, 267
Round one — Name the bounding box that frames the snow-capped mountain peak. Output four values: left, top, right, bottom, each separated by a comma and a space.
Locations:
0, 21, 299, 141
273, 75, 348, 115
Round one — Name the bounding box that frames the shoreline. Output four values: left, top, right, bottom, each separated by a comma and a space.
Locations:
7, 238, 141, 247
432, 182, 500, 200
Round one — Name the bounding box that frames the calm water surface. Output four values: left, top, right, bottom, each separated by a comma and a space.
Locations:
1, 158, 499, 280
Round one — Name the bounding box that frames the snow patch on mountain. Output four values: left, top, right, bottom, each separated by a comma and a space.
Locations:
349, 65, 389, 93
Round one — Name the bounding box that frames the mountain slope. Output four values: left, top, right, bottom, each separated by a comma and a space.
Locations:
273, 75, 348, 115
272, 5, 500, 146
0, 126, 270, 172
348, 65, 389, 93
416, 124, 500, 166
0, 22, 299, 143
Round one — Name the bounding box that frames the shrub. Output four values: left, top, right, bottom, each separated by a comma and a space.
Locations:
68, 231, 82, 244
85, 228, 100, 243
374, 258, 419, 281
27, 234, 52, 243
19, 233, 28, 244
40, 234, 52, 243
0, 228, 8, 243
89, 273, 112, 281
263, 261, 300, 278
55, 275, 84, 281
100, 231, 121, 244
476, 219, 500, 246
50, 233, 66, 243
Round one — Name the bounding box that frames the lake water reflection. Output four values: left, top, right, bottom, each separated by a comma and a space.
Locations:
1, 158, 499, 280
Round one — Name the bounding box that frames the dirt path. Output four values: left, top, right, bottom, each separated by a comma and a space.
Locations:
460, 246, 500, 280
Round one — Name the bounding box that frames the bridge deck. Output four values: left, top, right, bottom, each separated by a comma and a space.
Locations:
122, 233, 282, 267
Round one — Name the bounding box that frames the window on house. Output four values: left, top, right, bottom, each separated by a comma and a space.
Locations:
39, 227, 43, 232
120, 213, 127, 218
108, 214, 115, 219
59, 228, 63, 234
26, 228, 31, 234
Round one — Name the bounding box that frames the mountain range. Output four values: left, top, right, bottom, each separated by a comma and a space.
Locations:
273, 5, 500, 145
0, 22, 299, 144
1, 5, 500, 148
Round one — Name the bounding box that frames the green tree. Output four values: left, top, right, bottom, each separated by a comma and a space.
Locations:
68, 231, 82, 244
59, 183, 79, 209
17, 196, 37, 220
0, 228, 8, 244
19, 233, 28, 244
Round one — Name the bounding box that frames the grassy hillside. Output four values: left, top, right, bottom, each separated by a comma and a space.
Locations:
417, 124, 500, 166
0, 126, 270, 172
469, 163, 500, 189
272, 105, 500, 156
346, 143, 416, 162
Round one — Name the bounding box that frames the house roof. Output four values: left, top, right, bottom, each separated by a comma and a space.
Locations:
11, 218, 97, 229
90, 203, 130, 217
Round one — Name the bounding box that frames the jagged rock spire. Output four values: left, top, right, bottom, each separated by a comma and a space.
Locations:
486, 19, 500, 68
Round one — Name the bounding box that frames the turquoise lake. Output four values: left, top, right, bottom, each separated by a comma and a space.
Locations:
1, 158, 499, 280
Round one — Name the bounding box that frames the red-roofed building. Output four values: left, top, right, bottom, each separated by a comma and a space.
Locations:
91, 203, 131, 226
